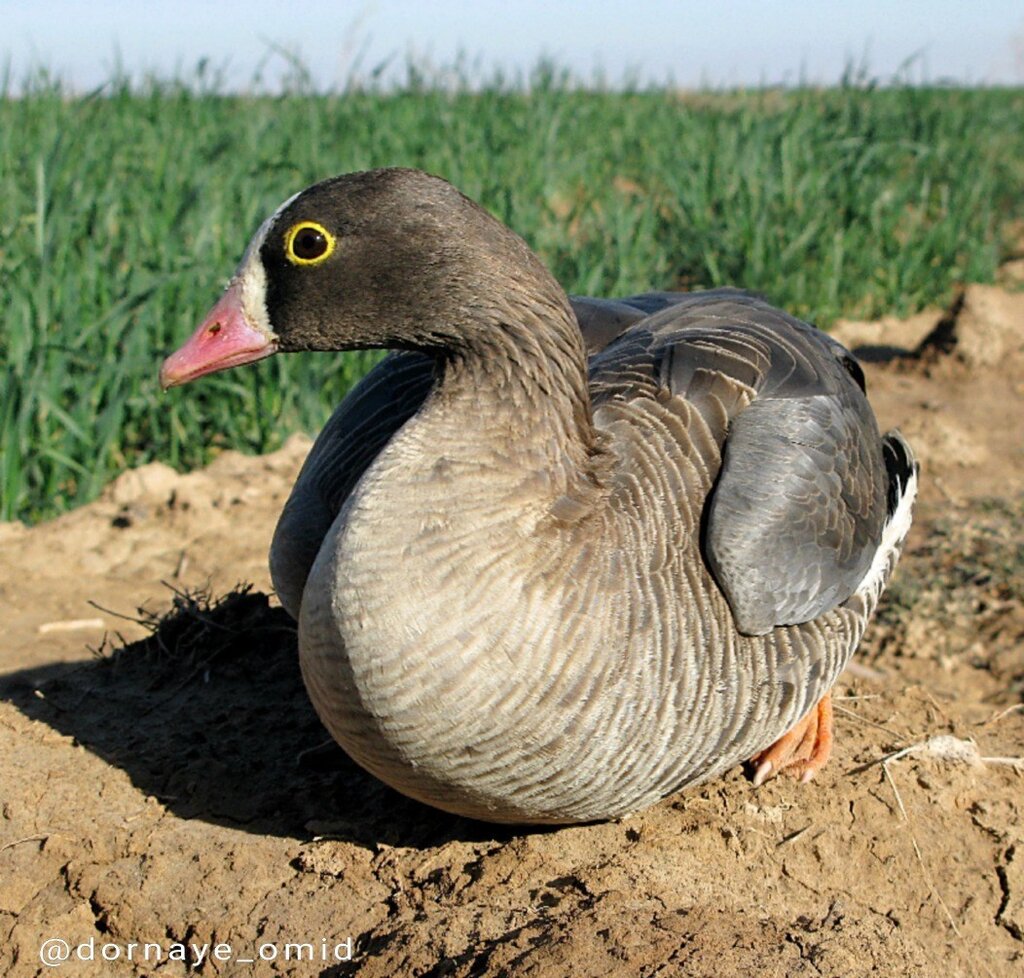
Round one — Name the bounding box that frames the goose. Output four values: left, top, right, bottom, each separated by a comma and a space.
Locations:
160, 168, 917, 824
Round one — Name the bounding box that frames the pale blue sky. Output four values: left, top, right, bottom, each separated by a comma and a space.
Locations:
3, 0, 1023, 89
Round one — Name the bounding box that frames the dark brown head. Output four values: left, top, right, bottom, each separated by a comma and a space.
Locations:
160, 168, 563, 388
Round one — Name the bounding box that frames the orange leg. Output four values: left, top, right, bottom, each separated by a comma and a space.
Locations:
750, 692, 834, 787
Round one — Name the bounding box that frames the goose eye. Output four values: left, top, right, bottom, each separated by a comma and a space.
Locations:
284, 221, 335, 266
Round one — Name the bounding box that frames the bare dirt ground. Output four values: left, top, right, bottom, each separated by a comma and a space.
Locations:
1, 284, 1022, 978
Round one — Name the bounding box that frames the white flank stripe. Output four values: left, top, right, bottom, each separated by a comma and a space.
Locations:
857, 466, 918, 599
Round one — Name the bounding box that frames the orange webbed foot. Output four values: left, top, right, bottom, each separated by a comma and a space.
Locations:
750, 692, 834, 787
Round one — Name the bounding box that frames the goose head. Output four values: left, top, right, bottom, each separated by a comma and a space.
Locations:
160, 168, 558, 388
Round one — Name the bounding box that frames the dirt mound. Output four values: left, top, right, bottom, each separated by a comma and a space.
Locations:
1, 287, 1022, 977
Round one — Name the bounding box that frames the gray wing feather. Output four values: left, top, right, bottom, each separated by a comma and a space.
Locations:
270, 352, 435, 617
568, 296, 645, 353
705, 392, 886, 634
590, 289, 888, 636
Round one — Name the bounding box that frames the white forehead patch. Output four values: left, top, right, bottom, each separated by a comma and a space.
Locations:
231, 189, 303, 338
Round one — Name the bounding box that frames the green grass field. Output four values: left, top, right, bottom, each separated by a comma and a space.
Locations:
3, 70, 1022, 523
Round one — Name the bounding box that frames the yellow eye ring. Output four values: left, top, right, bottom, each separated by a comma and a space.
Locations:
284, 221, 336, 266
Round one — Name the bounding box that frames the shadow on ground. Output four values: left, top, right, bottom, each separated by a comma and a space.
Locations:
0, 586, 510, 850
